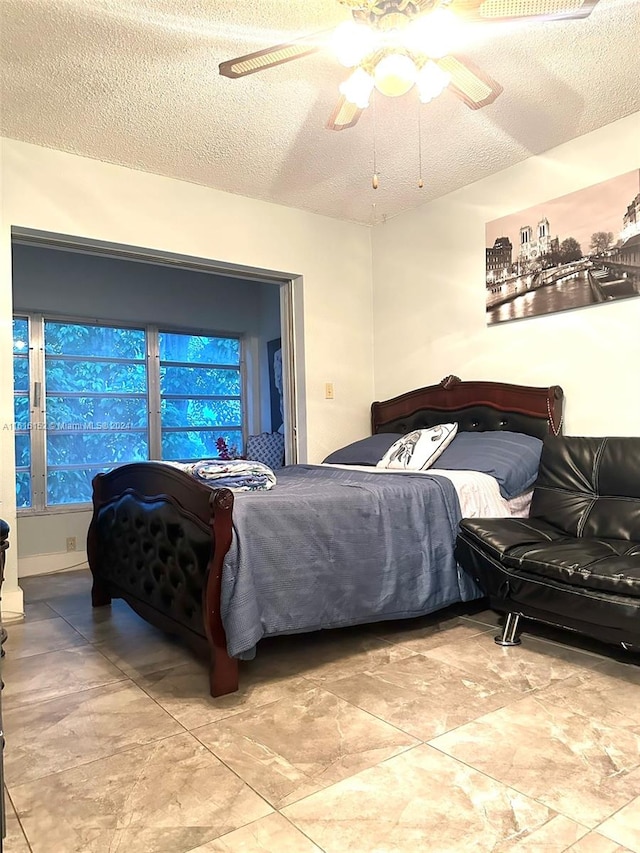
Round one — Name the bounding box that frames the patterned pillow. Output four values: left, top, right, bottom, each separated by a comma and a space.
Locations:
246, 432, 285, 470
377, 424, 458, 471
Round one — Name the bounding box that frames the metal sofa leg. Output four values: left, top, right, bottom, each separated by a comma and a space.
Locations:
495, 612, 522, 647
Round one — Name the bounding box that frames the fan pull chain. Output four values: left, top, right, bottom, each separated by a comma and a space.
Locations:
372, 92, 379, 190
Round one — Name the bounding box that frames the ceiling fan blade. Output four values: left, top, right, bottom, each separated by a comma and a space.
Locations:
219, 32, 324, 79
326, 95, 363, 131
437, 54, 503, 109
449, 0, 600, 22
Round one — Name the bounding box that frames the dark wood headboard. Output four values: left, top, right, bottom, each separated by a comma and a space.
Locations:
371, 375, 564, 440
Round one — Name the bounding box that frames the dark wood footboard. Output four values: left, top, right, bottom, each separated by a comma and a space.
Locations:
205, 488, 238, 696
87, 463, 239, 697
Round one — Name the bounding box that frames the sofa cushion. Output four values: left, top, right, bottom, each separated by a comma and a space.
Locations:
506, 539, 640, 597
245, 432, 285, 470
458, 517, 564, 564
531, 436, 640, 540
459, 518, 640, 598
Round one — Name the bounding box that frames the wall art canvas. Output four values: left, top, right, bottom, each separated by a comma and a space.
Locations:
485, 169, 640, 325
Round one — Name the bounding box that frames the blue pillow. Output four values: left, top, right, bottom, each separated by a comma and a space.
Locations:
323, 433, 404, 466
433, 431, 543, 499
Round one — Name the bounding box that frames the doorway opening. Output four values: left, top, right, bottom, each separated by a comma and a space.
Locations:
10, 227, 303, 578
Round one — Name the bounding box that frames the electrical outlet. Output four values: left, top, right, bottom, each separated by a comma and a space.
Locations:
325, 382, 334, 400
66, 536, 77, 552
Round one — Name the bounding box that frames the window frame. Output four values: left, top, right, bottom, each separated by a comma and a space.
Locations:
14, 312, 246, 515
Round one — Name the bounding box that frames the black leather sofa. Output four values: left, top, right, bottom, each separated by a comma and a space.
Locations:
455, 436, 640, 651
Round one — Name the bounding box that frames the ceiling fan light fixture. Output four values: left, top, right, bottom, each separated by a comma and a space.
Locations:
331, 20, 377, 66
340, 66, 375, 107
374, 53, 417, 96
416, 59, 451, 101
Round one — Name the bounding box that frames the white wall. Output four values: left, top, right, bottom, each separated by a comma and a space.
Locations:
371, 112, 640, 437
0, 138, 375, 613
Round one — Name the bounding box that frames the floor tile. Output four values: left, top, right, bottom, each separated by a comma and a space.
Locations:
10, 732, 272, 853
23, 602, 58, 623
2, 645, 126, 709
3, 793, 31, 852
283, 743, 563, 852
134, 657, 311, 730
50, 591, 141, 642
531, 660, 640, 735
94, 624, 197, 679
596, 796, 640, 851
506, 815, 588, 850
371, 613, 493, 655
3, 616, 87, 659
19, 569, 92, 603
257, 628, 415, 684
566, 832, 635, 852
4, 680, 184, 785
323, 650, 522, 741
422, 630, 606, 693
194, 684, 418, 808
431, 694, 640, 827
458, 607, 504, 628
189, 813, 323, 852
48, 594, 149, 643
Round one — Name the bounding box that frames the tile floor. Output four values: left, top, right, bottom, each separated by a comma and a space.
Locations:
2, 569, 640, 852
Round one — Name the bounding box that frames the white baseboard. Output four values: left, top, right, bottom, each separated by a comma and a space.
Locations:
2, 585, 25, 620
18, 551, 89, 578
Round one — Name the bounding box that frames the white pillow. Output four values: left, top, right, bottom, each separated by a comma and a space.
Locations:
377, 424, 459, 471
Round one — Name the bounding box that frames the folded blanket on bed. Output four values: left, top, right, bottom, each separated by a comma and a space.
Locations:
165, 459, 277, 491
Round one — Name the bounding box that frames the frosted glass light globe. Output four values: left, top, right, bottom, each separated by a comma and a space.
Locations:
339, 67, 375, 108
416, 60, 451, 103
374, 54, 417, 97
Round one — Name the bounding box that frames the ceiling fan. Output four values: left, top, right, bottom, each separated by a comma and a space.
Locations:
219, 0, 600, 131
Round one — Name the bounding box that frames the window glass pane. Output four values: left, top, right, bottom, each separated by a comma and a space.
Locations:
160, 398, 242, 428
47, 431, 148, 466
46, 360, 147, 394
47, 467, 114, 506
13, 318, 29, 353
162, 429, 242, 461
45, 323, 145, 359
13, 356, 29, 392
159, 333, 240, 365
46, 396, 148, 429
15, 433, 30, 467
14, 395, 30, 426
16, 471, 31, 509
160, 366, 241, 396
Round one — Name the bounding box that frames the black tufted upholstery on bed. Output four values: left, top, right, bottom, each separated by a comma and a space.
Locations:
376, 405, 551, 440
95, 493, 211, 638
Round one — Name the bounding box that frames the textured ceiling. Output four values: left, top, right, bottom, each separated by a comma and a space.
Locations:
1, 0, 639, 224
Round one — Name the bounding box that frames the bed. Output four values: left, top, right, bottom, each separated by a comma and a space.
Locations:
88, 375, 564, 696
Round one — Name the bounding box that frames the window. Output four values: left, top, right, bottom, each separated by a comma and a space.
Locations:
13, 316, 244, 510
159, 332, 242, 461
13, 318, 31, 508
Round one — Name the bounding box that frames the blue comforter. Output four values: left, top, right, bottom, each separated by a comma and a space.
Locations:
220, 464, 483, 658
